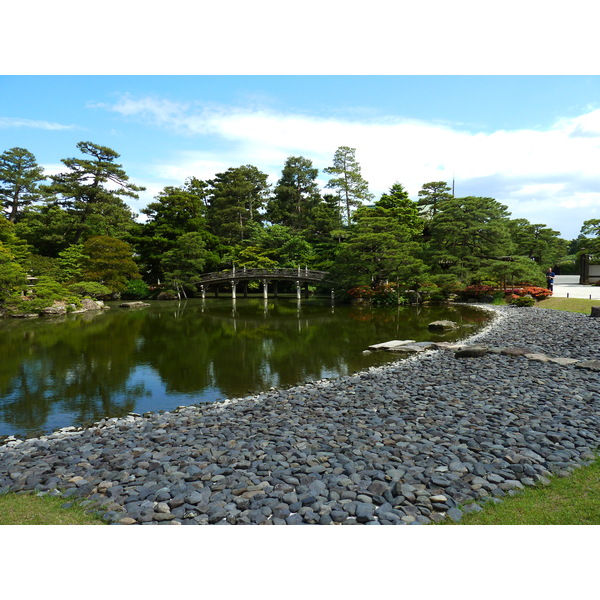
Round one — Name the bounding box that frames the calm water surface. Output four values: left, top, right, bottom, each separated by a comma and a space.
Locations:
0, 298, 491, 437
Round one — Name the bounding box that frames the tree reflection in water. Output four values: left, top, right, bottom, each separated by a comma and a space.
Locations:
0, 299, 489, 437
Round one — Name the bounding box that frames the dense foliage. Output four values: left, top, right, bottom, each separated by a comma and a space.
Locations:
0, 141, 588, 313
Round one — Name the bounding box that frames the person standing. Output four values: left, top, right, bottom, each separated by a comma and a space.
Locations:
546, 267, 556, 291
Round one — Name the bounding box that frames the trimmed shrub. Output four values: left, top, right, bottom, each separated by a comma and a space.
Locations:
69, 281, 112, 299
509, 295, 535, 307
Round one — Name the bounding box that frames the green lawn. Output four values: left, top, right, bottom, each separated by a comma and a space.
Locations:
0, 492, 105, 525
537, 296, 599, 314
444, 457, 600, 525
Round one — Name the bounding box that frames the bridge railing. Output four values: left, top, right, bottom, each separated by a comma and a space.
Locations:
195, 268, 329, 284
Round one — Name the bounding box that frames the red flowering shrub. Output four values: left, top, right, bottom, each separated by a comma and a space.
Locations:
454, 285, 496, 300
348, 285, 375, 299
504, 286, 551, 300
454, 283, 552, 302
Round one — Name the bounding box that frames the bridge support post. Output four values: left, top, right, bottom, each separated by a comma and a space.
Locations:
331, 288, 335, 302
304, 282, 310, 298
296, 280, 301, 300
263, 279, 268, 299
231, 280, 237, 300
274, 281, 278, 298
201, 285, 205, 300
244, 281, 248, 298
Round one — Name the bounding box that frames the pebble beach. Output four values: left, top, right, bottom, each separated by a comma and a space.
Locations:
0, 305, 598, 525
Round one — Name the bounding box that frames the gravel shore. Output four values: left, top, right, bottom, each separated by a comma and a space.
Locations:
0, 305, 598, 525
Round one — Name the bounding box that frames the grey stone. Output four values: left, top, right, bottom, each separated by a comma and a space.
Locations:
286, 513, 304, 525
575, 360, 600, 371
367, 481, 388, 496
500, 348, 531, 356
461, 503, 483, 514
431, 476, 451, 487
355, 503, 375, 523
455, 346, 489, 358
447, 508, 463, 522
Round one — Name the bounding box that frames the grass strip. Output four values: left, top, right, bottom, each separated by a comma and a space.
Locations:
0, 492, 105, 525
444, 457, 600, 525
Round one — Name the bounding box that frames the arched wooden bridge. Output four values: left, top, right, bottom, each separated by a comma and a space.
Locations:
194, 267, 332, 299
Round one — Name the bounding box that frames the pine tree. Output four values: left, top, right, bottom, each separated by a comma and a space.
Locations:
267, 156, 321, 231
206, 165, 269, 244
0, 147, 45, 222
376, 182, 423, 236
417, 181, 453, 218
324, 146, 374, 225
45, 141, 143, 244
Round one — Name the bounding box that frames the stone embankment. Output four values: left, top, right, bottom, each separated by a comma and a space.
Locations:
8, 298, 109, 318
0, 305, 598, 525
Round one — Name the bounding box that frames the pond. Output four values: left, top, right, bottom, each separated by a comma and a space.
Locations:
0, 298, 491, 438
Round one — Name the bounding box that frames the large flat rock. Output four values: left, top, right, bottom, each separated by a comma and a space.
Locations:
368, 340, 416, 350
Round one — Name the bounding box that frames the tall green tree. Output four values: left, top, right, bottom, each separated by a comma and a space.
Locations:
160, 232, 209, 296
427, 196, 513, 281
417, 181, 453, 219
44, 142, 143, 244
331, 205, 420, 290
324, 146, 374, 225
240, 223, 315, 268
0, 243, 26, 302
14, 204, 73, 257
207, 165, 270, 244
81, 236, 141, 294
267, 156, 321, 231
579, 219, 600, 254
56, 244, 86, 283
131, 178, 219, 282
0, 147, 46, 223
376, 183, 423, 236
507, 218, 567, 267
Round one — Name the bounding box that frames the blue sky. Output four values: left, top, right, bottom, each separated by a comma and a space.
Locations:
2, 75, 600, 240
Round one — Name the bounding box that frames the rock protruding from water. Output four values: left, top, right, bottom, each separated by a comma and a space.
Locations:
81, 299, 108, 311
119, 302, 151, 308
368, 340, 416, 351
428, 320, 459, 332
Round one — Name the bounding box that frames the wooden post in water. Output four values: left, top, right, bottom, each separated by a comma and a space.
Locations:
296, 280, 301, 300
231, 280, 237, 300
263, 279, 268, 299
201, 285, 206, 300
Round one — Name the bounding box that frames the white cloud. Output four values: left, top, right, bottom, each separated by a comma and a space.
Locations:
559, 195, 600, 209
0, 117, 74, 130
40, 163, 65, 176
101, 95, 600, 239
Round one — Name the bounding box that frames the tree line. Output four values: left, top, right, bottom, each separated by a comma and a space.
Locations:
0, 141, 597, 311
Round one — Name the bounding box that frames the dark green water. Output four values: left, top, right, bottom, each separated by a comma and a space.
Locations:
0, 298, 490, 438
